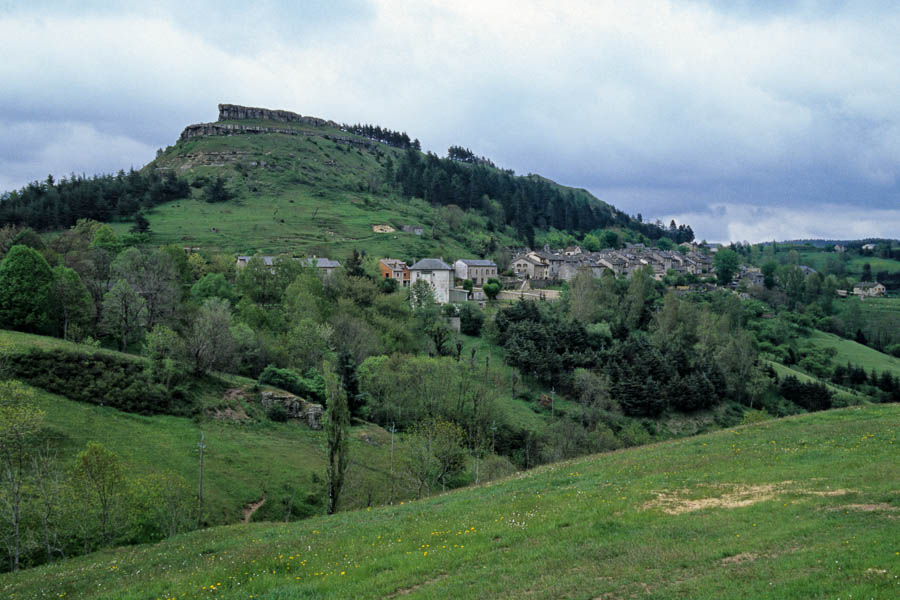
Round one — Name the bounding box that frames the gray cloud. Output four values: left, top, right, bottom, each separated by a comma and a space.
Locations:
1, 0, 898, 242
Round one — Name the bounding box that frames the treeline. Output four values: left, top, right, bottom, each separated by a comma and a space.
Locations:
341, 123, 420, 150
447, 145, 496, 167
0, 170, 191, 231
385, 148, 685, 244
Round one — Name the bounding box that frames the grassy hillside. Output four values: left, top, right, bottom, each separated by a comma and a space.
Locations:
0, 330, 420, 524
2, 404, 896, 599
116, 122, 509, 260
766, 360, 866, 403
806, 329, 900, 377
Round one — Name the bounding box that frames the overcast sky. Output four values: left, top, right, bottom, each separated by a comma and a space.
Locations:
2, 0, 898, 242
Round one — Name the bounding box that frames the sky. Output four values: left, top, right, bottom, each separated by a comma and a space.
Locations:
1, 0, 898, 243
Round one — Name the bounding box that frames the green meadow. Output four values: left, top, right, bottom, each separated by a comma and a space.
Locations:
1, 404, 896, 599
806, 330, 900, 377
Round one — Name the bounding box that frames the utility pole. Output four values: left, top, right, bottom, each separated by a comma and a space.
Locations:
388, 422, 396, 505
551, 386, 556, 419
197, 431, 205, 528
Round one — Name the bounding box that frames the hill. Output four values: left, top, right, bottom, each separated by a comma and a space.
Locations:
119, 103, 676, 259
1, 404, 896, 599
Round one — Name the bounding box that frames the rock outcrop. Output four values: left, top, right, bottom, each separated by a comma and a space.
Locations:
218, 103, 333, 126
260, 391, 324, 429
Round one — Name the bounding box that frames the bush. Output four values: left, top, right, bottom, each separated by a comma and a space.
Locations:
618, 421, 651, 447
7, 349, 188, 415
459, 303, 484, 336
258, 365, 326, 404
266, 402, 290, 422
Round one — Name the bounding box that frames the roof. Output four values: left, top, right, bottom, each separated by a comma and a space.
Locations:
457, 259, 496, 267
854, 281, 883, 288
410, 258, 453, 270
380, 258, 408, 268
513, 255, 544, 266
305, 257, 341, 268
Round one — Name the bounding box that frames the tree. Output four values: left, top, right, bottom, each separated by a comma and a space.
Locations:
111, 248, 179, 330
761, 260, 777, 289
567, 269, 602, 324
458, 303, 484, 336
0, 245, 54, 334
0, 381, 45, 571
713, 248, 740, 286
190, 273, 237, 305
323, 362, 350, 514
102, 279, 146, 351
861, 262, 872, 282
183, 297, 235, 375
50, 265, 93, 340
203, 176, 231, 203
70, 442, 124, 549
130, 212, 151, 234
405, 419, 467, 497
482, 278, 501, 302
344, 249, 366, 278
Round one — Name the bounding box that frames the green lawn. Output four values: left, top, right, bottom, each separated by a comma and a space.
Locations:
2, 404, 897, 599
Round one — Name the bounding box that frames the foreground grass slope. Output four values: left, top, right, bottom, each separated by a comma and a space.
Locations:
3, 404, 897, 599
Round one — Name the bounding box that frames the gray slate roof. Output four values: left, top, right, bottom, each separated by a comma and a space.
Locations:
305, 257, 341, 268
458, 259, 496, 267
410, 258, 453, 270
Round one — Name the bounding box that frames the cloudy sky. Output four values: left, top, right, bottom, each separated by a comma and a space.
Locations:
2, 0, 898, 242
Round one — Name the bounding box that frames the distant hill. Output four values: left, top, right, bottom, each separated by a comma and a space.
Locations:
135, 103, 687, 258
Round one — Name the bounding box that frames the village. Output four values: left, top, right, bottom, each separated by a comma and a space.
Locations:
234, 240, 887, 306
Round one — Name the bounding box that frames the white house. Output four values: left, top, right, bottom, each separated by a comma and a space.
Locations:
410, 258, 454, 304
454, 259, 497, 285
853, 282, 887, 297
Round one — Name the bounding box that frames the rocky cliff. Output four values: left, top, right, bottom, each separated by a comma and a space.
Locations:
217, 103, 334, 126
177, 104, 375, 146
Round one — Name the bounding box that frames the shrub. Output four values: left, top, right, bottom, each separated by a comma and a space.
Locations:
7, 349, 189, 415
458, 303, 484, 336
258, 365, 326, 404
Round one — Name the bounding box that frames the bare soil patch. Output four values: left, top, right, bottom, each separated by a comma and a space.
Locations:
643, 482, 858, 515
372, 224, 395, 233
242, 496, 266, 524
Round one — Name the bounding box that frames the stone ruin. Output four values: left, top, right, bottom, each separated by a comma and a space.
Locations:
260, 391, 324, 429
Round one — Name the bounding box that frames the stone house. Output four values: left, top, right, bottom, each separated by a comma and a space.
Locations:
511, 254, 549, 279
304, 256, 341, 276
379, 258, 410, 287
410, 258, 454, 303
454, 259, 498, 286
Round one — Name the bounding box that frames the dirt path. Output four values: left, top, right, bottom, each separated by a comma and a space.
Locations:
242, 495, 266, 523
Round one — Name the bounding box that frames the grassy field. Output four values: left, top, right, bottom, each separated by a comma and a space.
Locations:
1, 404, 896, 599
806, 330, 900, 377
